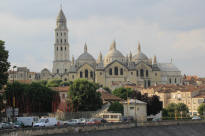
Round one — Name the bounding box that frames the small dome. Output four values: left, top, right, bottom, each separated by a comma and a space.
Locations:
76, 43, 96, 66
104, 41, 125, 66
133, 42, 148, 62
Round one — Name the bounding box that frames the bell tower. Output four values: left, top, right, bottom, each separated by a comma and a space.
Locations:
52, 8, 71, 74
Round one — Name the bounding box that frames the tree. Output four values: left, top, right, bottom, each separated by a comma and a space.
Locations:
0, 40, 10, 90
198, 103, 205, 115
164, 103, 189, 118
4, 82, 60, 113
112, 87, 133, 100
108, 101, 123, 114
46, 79, 62, 87
112, 87, 162, 115
68, 79, 102, 111
103, 87, 112, 93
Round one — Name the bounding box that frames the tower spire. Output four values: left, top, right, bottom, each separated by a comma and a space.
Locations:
84, 43, 88, 53
60, 0, 63, 9
137, 41, 141, 53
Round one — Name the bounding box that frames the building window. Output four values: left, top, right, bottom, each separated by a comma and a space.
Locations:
131, 72, 133, 75
169, 78, 172, 84
140, 69, 144, 77
130, 107, 134, 110
155, 73, 157, 76
146, 70, 149, 77
57, 33, 58, 36
120, 68, 123, 75
57, 47, 58, 51
109, 68, 112, 75
114, 67, 118, 75
90, 71, 93, 78
136, 70, 139, 77
175, 78, 177, 83
65, 39, 66, 43
61, 47, 63, 51
80, 71, 83, 78
61, 39, 62, 43
72, 75, 74, 79
144, 80, 147, 88
148, 80, 151, 87
57, 69, 59, 73
65, 69, 67, 73
64, 78, 67, 81
100, 72, 102, 75
85, 69, 88, 78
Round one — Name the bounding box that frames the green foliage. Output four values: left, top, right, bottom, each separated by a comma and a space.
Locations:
35, 80, 48, 86
112, 87, 162, 115
68, 79, 102, 111
102, 87, 112, 93
112, 87, 133, 100
164, 103, 189, 118
46, 79, 62, 87
60, 81, 73, 86
0, 40, 10, 89
197, 103, 205, 115
4, 82, 60, 113
108, 101, 123, 114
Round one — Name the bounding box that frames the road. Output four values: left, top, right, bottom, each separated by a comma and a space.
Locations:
46, 123, 205, 136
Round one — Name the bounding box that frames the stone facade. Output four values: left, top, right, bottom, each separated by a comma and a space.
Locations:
141, 85, 205, 115
8, 9, 182, 90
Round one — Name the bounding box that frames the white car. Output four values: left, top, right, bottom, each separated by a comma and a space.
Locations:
34, 118, 57, 127
17, 117, 38, 127
192, 116, 201, 120
64, 119, 80, 126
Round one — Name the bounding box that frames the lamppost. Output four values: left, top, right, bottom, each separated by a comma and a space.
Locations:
12, 65, 17, 122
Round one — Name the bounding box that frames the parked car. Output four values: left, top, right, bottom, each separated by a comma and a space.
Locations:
192, 116, 201, 120
86, 118, 96, 125
152, 118, 161, 122
79, 118, 87, 125
1, 122, 13, 129
17, 117, 38, 127
13, 121, 24, 128
64, 119, 81, 126
33, 117, 57, 127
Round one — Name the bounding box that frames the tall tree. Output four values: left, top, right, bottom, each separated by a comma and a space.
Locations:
0, 40, 10, 89
108, 101, 123, 114
68, 79, 102, 111
197, 103, 205, 115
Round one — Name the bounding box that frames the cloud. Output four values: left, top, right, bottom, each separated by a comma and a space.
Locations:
0, 0, 205, 76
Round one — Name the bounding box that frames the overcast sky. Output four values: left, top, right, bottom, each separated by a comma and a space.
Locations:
0, 0, 205, 77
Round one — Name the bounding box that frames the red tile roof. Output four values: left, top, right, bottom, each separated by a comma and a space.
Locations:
50, 86, 69, 92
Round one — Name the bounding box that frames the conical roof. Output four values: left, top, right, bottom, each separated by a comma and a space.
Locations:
57, 9, 66, 21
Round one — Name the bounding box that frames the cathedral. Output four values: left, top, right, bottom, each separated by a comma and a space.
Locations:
39, 9, 182, 89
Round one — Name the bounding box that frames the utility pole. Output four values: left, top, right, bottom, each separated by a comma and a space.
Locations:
12, 65, 17, 122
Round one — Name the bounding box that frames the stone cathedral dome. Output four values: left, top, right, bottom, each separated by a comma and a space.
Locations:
104, 41, 125, 66
133, 42, 148, 62
76, 43, 96, 66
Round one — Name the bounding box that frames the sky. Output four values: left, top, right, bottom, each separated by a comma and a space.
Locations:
0, 0, 205, 77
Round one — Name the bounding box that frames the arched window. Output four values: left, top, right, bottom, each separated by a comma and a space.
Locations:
169, 78, 172, 84
146, 70, 149, 77
57, 69, 59, 73
85, 69, 88, 78
61, 39, 62, 43
57, 33, 58, 36
72, 75, 74, 79
65, 47, 66, 50
90, 71, 93, 78
109, 68, 112, 75
140, 69, 144, 77
148, 80, 151, 87
120, 68, 123, 75
114, 67, 118, 75
136, 70, 139, 77
80, 71, 83, 78
65, 69, 67, 73
61, 47, 63, 51
64, 78, 67, 81
57, 47, 58, 51
175, 78, 177, 83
